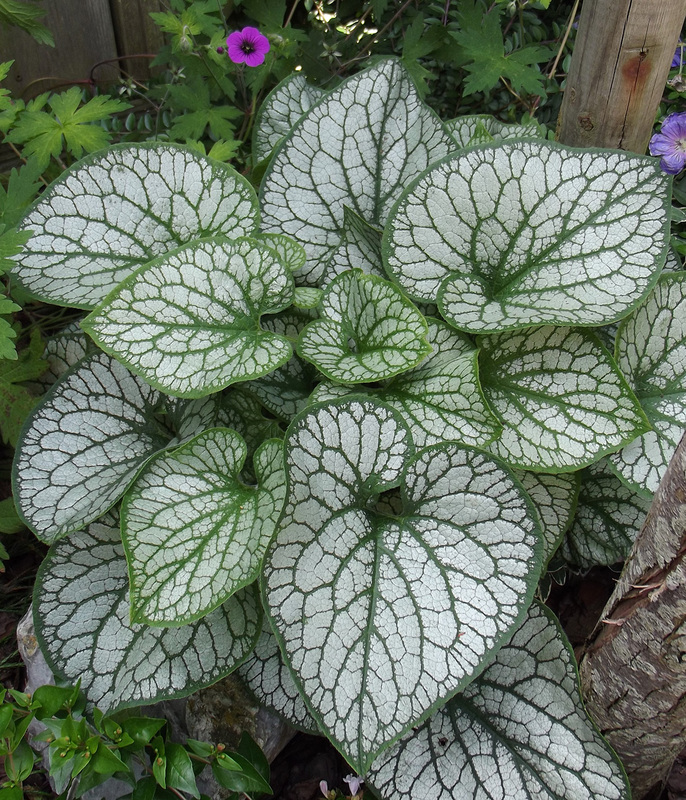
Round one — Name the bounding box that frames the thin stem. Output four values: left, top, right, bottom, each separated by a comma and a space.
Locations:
2, 140, 50, 186
284, 0, 300, 28
216, 0, 229, 35
547, 0, 579, 80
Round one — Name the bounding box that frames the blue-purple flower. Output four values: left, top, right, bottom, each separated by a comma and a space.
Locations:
672, 41, 683, 69
226, 26, 270, 67
649, 112, 686, 175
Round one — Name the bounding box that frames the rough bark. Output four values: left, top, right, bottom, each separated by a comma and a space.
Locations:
578, 433, 686, 799
557, 0, 686, 152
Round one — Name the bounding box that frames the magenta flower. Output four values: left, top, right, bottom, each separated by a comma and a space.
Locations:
649, 112, 686, 175
226, 26, 270, 67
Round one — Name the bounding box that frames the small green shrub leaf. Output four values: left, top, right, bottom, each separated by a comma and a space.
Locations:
561, 459, 650, 569
479, 326, 650, 471
253, 73, 326, 164
367, 603, 629, 800
122, 431, 286, 626
82, 238, 294, 398
13, 144, 259, 307
384, 141, 669, 333
33, 512, 261, 712
263, 397, 541, 772
260, 59, 455, 286
297, 271, 430, 383
12, 352, 173, 543
609, 272, 686, 495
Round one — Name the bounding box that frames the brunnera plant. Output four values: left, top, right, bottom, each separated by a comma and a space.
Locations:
7, 57, 685, 799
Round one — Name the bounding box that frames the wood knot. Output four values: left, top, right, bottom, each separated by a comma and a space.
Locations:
578, 114, 594, 131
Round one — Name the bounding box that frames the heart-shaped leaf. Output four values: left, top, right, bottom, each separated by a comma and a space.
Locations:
82, 238, 294, 398
263, 397, 542, 772
561, 459, 650, 569
237, 625, 319, 733
12, 143, 259, 308
260, 58, 455, 286
122, 430, 286, 626
384, 141, 670, 333
12, 351, 173, 543
479, 326, 650, 471
320, 206, 385, 288
253, 73, 327, 164
297, 271, 431, 383
514, 470, 579, 566
609, 272, 686, 495
367, 603, 629, 800
33, 512, 261, 712
445, 114, 546, 148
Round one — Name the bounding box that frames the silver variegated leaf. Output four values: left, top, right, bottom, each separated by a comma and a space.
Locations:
257, 232, 307, 275
36, 322, 90, 390
609, 271, 686, 495
297, 271, 430, 383
380, 317, 501, 448
253, 73, 327, 164
445, 114, 547, 148
12, 351, 172, 543
561, 459, 650, 569
320, 206, 385, 287
245, 354, 318, 422
13, 144, 258, 307
122, 430, 286, 626
384, 141, 669, 333
263, 397, 542, 773
237, 626, 319, 733
514, 470, 579, 566
260, 58, 455, 286
82, 238, 294, 398
368, 603, 629, 800
479, 326, 650, 471
34, 512, 261, 712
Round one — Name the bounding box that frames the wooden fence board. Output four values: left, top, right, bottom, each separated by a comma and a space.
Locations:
0, 0, 120, 97
109, 0, 165, 82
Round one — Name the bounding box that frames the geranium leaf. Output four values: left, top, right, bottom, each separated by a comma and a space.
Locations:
384, 141, 670, 333
444, 114, 546, 148
33, 512, 261, 712
12, 351, 173, 543
297, 271, 430, 383
122, 431, 286, 626
514, 470, 579, 566
609, 271, 686, 495
561, 459, 650, 569
237, 626, 319, 733
252, 73, 326, 164
479, 326, 650, 471
82, 238, 294, 398
263, 397, 542, 773
12, 143, 259, 308
368, 603, 629, 800
260, 58, 455, 286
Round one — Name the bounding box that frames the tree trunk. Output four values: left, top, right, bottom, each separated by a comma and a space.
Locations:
578, 433, 686, 799
557, 0, 686, 152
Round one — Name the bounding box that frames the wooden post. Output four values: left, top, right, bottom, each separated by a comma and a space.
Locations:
557, 0, 686, 152
108, 0, 165, 81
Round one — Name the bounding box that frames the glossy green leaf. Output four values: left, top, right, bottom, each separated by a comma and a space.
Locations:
561, 459, 650, 569
252, 73, 326, 164
609, 272, 686, 495
263, 397, 542, 772
297, 271, 430, 383
368, 603, 629, 800
33, 512, 261, 712
384, 141, 670, 333
82, 238, 294, 398
122, 430, 286, 626
12, 351, 173, 543
260, 59, 455, 286
479, 326, 650, 471
12, 143, 259, 307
